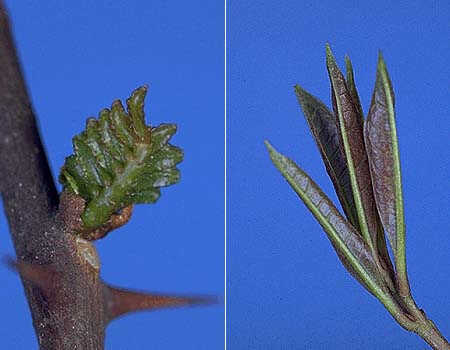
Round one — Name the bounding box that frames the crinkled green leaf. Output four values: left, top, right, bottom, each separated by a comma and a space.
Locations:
325, 45, 382, 259
365, 53, 405, 270
294, 85, 360, 233
265, 140, 387, 297
59, 86, 183, 231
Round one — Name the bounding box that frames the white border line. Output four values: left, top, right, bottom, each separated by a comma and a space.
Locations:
224, 0, 227, 347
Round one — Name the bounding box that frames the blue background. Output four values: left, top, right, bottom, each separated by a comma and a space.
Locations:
228, 1, 449, 349
0, 1, 223, 349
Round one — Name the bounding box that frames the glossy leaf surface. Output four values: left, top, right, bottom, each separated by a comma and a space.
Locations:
365, 54, 405, 261
265, 141, 386, 296
294, 85, 360, 232
59, 86, 183, 231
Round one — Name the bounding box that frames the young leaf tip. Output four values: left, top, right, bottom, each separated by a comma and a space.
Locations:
377, 50, 387, 71
294, 84, 327, 111
293, 85, 308, 104
325, 43, 336, 63
264, 139, 276, 156
265, 140, 283, 168
325, 44, 341, 77
293, 84, 305, 95
345, 55, 353, 73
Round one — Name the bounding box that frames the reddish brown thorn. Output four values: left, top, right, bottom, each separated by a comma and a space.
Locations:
4, 257, 60, 298
103, 283, 217, 323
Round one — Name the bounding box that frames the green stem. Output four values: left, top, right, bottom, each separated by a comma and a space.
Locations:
385, 292, 449, 349
415, 314, 450, 350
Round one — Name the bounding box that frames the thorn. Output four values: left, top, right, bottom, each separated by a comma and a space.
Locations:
3, 257, 59, 298
103, 283, 217, 323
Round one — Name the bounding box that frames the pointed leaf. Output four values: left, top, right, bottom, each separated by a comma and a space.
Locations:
294, 85, 360, 232
344, 56, 395, 277
325, 45, 382, 258
345, 56, 364, 119
59, 86, 183, 233
265, 141, 387, 297
365, 53, 405, 272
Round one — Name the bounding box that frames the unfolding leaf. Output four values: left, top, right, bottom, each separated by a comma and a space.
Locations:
265, 141, 387, 297
294, 85, 360, 232
59, 86, 183, 232
325, 45, 381, 256
345, 57, 394, 277
365, 53, 405, 264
